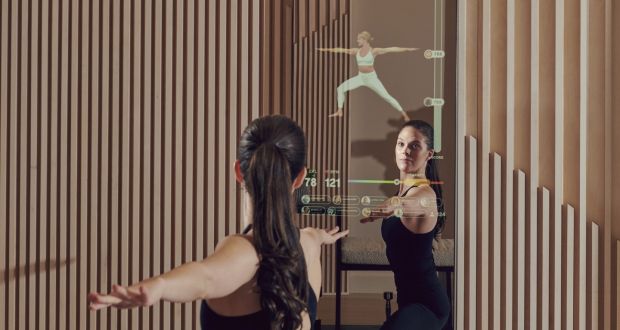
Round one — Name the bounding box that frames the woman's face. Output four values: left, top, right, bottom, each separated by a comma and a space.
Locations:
395, 126, 433, 175
357, 35, 368, 47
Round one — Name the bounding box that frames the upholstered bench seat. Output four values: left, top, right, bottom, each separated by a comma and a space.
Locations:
340, 236, 455, 267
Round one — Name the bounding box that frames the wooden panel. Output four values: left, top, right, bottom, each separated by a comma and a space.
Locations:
565, 205, 575, 330
0, 0, 7, 324
604, 0, 613, 327
539, 187, 550, 329
515, 170, 526, 330
589, 222, 599, 329
617, 242, 620, 330
465, 0, 478, 137
491, 153, 501, 330
528, 0, 540, 328
0, 0, 296, 328
478, 0, 491, 328
610, 0, 620, 329
504, 1, 515, 327
466, 136, 477, 330
513, 0, 531, 173
456, 0, 468, 326
291, 6, 349, 295
455, 0, 614, 329
554, 0, 567, 327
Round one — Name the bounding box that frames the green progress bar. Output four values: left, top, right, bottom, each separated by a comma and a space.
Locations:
348, 179, 394, 184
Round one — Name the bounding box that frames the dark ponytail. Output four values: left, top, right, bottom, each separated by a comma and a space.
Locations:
239, 115, 309, 330
401, 120, 445, 238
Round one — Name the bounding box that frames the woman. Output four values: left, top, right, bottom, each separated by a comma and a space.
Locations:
361, 120, 450, 330
88, 115, 349, 330
317, 31, 417, 121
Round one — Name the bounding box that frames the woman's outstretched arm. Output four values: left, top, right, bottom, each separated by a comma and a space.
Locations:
316, 47, 357, 55
373, 47, 419, 55
88, 235, 258, 310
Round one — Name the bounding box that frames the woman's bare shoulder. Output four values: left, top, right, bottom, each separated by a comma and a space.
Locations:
212, 234, 259, 261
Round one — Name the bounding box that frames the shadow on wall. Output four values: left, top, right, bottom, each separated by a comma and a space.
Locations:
0, 258, 77, 283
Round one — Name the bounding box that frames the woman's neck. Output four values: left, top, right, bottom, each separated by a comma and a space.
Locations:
399, 171, 428, 194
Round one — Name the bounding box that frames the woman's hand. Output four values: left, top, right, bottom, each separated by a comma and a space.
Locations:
317, 226, 350, 245
88, 277, 165, 311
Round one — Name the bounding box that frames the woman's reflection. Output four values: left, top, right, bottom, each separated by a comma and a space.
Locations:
361, 120, 449, 329
317, 31, 418, 121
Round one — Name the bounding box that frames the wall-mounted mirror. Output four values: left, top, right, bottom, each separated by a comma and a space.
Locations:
292, 0, 457, 328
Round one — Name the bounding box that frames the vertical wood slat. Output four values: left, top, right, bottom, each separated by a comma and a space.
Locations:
554, 0, 565, 328
479, 0, 491, 327
466, 136, 477, 330
491, 153, 501, 330
7, 0, 17, 327
18, 0, 29, 328
139, 0, 152, 326
129, 0, 141, 326
553, 187, 562, 330
505, 1, 515, 327
529, 0, 540, 328
615, 241, 620, 326
589, 222, 599, 329
539, 187, 550, 329
603, 0, 612, 325
516, 170, 526, 330
88, 1, 100, 328
565, 205, 575, 330
455, 0, 467, 326
0, 0, 7, 325
578, 1, 589, 329
77, 0, 88, 327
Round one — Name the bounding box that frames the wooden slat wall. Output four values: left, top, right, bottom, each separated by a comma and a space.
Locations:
292, 0, 350, 295
455, 0, 619, 329
0, 0, 296, 329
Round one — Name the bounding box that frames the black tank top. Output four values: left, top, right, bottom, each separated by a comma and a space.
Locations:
381, 185, 450, 320
200, 226, 318, 329
200, 288, 317, 330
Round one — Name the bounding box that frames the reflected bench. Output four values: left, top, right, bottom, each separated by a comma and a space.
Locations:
334, 218, 454, 330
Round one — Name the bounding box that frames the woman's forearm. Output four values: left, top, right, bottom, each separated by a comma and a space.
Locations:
148, 261, 212, 303
317, 47, 349, 53
382, 47, 417, 53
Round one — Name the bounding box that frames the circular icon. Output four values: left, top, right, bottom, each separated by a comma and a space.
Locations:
423, 97, 433, 107
361, 196, 371, 206
362, 207, 372, 217
390, 197, 401, 207
394, 207, 404, 218
332, 195, 342, 205
393, 179, 400, 186
301, 206, 310, 214
327, 207, 334, 215
301, 194, 311, 204
424, 49, 433, 59
420, 198, 430, 208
